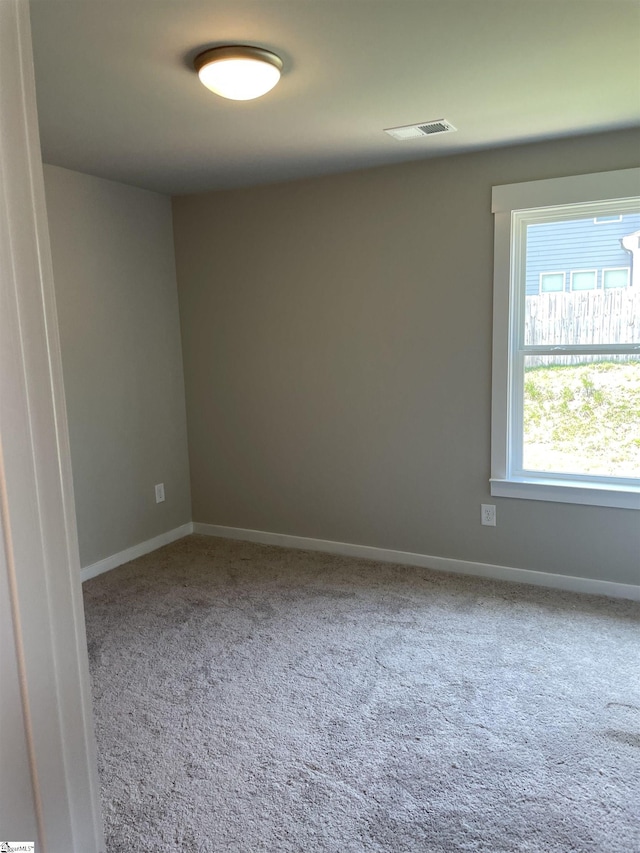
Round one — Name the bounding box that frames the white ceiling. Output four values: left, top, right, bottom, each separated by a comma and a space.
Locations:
30, 0, 640, 195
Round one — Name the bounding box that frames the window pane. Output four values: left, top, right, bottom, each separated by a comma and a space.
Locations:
603, 268, 629, 289
525, 212, 640, 299
525, 212, 640, 345
522, 355, 640, 478
571, 270, 596, 291
540, 272, 564, 293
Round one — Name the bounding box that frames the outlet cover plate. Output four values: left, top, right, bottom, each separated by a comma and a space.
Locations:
481, 504, 496, 526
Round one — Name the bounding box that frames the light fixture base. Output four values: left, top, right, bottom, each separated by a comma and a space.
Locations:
194, 45, 283, 74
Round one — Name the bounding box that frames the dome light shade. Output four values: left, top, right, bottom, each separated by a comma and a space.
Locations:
194, 46, 283, 101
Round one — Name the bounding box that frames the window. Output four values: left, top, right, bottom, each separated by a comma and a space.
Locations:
603, 267, 630, 289
594, 214, 622, 224
539, 272, 565, 293
491, 168, 640, 509
570, 270, 596, 291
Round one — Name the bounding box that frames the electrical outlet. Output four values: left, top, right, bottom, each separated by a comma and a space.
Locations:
481, 504, 496, 526
155, 483, 165, 503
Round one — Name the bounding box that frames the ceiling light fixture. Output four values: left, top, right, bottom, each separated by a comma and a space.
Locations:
194, 45, 283, 101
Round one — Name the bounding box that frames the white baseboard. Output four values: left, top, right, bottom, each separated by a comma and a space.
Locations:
192, 522, 640, 602
79, 520, 639, 601
80, 522, 194, 582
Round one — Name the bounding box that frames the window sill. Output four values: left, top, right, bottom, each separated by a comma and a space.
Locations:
490, 477, 640, 510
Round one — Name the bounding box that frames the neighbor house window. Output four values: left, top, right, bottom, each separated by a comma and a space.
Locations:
603, 268, 630, 289
491, 168, 640, 509
594, 215, 622, 223
570, 270, 596, 291
539, 272, 565, 293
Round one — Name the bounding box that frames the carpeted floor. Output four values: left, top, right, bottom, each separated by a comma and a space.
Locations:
83, 535, 640, 853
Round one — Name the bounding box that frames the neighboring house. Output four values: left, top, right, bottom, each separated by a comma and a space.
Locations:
525, 213, 640, 295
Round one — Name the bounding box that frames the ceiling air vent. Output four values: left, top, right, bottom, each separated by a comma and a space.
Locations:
384, 119, 457, 141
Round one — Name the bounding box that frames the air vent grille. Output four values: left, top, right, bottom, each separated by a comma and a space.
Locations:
384, 119, 457, 140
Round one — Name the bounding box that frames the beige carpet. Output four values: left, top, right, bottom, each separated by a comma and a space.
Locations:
83, 535, 640, 852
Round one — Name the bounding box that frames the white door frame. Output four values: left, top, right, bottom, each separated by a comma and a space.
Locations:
0, 2, 104, 850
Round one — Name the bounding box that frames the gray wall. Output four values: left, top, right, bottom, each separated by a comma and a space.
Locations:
44, 165, 191, 568
173, 129, 640, 586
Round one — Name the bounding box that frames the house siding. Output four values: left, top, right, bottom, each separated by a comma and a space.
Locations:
526, 212, 640, 294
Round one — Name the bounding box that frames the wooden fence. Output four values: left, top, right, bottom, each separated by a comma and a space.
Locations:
524, 289, 640, 366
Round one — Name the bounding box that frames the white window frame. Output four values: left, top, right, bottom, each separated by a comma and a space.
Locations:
570, 269, 597, 291
490, 168, 640, 510
539, 271, 565, 293
602, 267, 630, 289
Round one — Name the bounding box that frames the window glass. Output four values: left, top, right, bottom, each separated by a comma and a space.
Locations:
522, 355, 640, 479
540, 272, 564, 292
523, 211, 640, 476
571, 270, 596, 291
525, 225, 640, 348
603, 268, 630, 289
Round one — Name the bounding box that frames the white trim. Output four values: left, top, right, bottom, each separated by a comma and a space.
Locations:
193, 523, 640, 601
492, 168, 640, 212
491, 206, 512, 482
491, 477, 640, 510
81, 523, 194, 582
0, 2, 104, 849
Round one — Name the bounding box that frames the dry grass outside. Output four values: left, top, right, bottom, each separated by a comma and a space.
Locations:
523, 360, 640, 478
